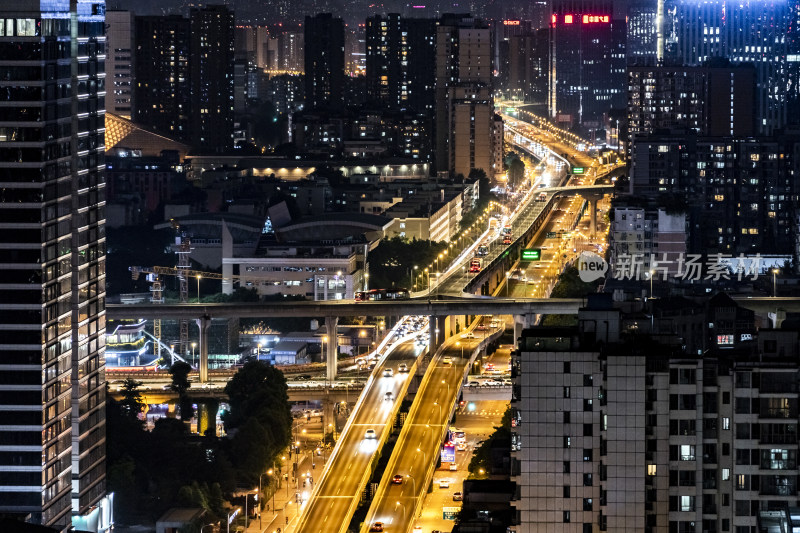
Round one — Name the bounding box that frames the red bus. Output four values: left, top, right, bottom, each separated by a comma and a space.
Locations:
469, 257, 482, 273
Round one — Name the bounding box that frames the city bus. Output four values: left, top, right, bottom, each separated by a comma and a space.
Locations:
354, 288, 410, 301
502, 226, 512, 244
469, 257, 482, 273
449, 427, 467, 444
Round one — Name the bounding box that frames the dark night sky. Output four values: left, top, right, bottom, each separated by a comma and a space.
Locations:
109, 0, 630, 25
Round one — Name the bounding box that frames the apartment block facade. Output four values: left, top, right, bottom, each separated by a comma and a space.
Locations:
629, 133, 800, 256
435, 14, 496, 177
512, 295, 800, 532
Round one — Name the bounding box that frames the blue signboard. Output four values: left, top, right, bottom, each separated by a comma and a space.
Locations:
441, 445, 456, 463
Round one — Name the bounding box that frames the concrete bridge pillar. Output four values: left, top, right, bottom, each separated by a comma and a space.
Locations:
437, 316, 448, 343
582, 193, 603, 238
326, 316, 339, 382
513, 314, 535, 344
323, 396, 335, 439
429, 316, 437, 352
195, 314, 212, 383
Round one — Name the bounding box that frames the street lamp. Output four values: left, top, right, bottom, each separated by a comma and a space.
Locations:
406, 473, 416, 496
442, 379, 450, 398
649, 269, 655, 299
192, 342, 197, 366
416, 447, 427, 468
395, 500, 406, 522
226, 509, 239, 533
505, 271, 511, 297
196, 275, 201, 303
456, 341, 464, 359
258, 470, 274, 528
364, 272, 369, 292
200, 523, 217, 533
433, 401, 442, 420
773, 268, 780, 297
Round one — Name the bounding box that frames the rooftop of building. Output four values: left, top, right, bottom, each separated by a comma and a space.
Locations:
105, 113, 191, 159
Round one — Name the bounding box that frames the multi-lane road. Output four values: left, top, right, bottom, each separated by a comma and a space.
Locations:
297, 329, 424, 533
361, 325, 496, 532
300, 109, 617, 533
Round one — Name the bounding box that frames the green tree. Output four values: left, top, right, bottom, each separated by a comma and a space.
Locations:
118, 378, 146, 425
508, 158, 525, 188
468, 168, 487, 181
467, 406, 512, 478
366, 236, 449, 289
223, 361, 292, 476
169, 361, 193, 421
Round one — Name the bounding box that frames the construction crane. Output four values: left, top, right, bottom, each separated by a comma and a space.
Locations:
130, 266, 242, 282
129, 265, 243, 359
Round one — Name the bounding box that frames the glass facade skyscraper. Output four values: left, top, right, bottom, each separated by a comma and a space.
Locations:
0, 0, 108, 530
662, 0, 800, 134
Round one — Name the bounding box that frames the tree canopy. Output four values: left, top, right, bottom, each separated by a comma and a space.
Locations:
366, 236, 449, 290
223, 361, 293, 485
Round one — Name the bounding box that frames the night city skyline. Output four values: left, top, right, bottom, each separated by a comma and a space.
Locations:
1, 0, 800, 532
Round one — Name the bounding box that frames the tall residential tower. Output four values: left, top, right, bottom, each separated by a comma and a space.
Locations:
0, 0, 109, 531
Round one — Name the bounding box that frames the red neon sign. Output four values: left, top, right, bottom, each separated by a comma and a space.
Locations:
564, 14, 573, 23
503, 20, 520, 25
582, 14, 609, 23
551, 14, 557, 24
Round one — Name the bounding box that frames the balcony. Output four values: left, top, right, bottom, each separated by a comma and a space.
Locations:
761, 459, 797, 470
761, 408, 796, 419
761, 434, 798, 445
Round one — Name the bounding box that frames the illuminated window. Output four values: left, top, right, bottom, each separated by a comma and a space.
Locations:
564, 14, 573, 23
647, 464, 657, 476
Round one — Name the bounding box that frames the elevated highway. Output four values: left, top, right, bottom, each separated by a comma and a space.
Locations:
105, 298, 583, 320
361, 324, 501, 532
108, 380, 365, 404
294, 335, 424, 533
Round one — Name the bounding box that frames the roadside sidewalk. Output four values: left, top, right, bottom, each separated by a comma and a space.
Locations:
243, 445, 328, 533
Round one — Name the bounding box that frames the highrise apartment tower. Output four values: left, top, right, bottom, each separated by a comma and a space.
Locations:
304, 13, 345, 110
0, 0, 109, 531
661, 0, 800, 134
549, 0, 627, 128
435, 14, 496, 177
365, 14, 436, 112
104, 10, 134, 118
190, 5, 235, 152
134, 14, 191, 140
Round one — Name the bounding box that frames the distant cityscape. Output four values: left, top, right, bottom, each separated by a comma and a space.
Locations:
1, 0, 800, 532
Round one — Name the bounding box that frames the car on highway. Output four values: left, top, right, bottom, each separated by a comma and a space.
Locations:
392, 474, 403, 484
443, 357, 453, 365
457, 443, 467, 451
453, 491, 463, 501
398, 363, 409, 373
413, 527, 423, 533
365, 429, 377, 439
461, 332, 475, 339
369, 522, 384, 532
438, 479, 450, 488
449, 462, 458, 471
385, 391, 393, 401
383, 367, 394, 377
